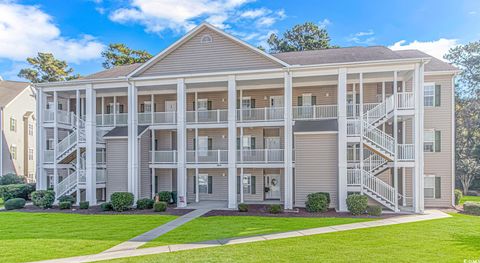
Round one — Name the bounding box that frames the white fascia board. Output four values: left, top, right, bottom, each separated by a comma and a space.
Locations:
424, 70, 461, 76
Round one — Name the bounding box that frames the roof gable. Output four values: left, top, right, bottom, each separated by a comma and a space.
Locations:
132, 23, 287, 78
0, 81, 30, 107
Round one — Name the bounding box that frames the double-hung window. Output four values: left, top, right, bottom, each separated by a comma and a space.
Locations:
197, 136, 209, 157
194, 174, 212, 194
243, 174, 252, 194
424, 175, 441, 199
424, 129, 441, 152
10, 145, 17, 160
424, 83, 441, 107
10, 118, 16, 132
28, 148, 34, 161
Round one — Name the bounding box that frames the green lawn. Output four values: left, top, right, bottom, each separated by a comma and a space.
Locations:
460, 195, 480, 205
0, 212, 177, 263
0, 198, 3, 208
143, 216, 374, 248
106, 213, 480, 263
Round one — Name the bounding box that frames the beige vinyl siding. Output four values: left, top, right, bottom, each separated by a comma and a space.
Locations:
105, 139, 128, 200
293, 86, 337, 106
138, 132, 151, 199
187, 128, 228, 150
294, 133, 338, 208
187, 168, 228, 202
237, 168, 264, 202
154, 130, 176, 150
423, 75, 454, 207
138, 28, 282, 77
156, 168, 174, 192
153, 94, 177, 112
186, 91, 228, 111
240, 89, 283, 108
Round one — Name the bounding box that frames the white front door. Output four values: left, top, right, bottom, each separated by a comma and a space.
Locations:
265, 137, 280, 149
265, 174, 281, 199
269, 96, 284, 120
165, 101, 176, 112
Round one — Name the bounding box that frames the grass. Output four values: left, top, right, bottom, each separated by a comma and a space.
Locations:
142, 216, 374, 248
0, 212, 177, 263
106, 213, 480, 263
460, 195, 480, 205
0, 198, 3, 208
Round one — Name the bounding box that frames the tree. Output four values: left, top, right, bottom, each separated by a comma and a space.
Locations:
18, 53, 80, 83
101, 43, 153, 69
444, 41, 480, 97
266, 22, 337, 53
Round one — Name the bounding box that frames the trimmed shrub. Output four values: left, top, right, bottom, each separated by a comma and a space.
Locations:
154, 201, 167, 212
464, 202, 480, 216
0, 183, 35, 201
346, 194, 368, 215
79, 201, 89, 209
238, 203, 248, 212
366, 205, 382, 216
31, 190, 55, 209
58, 195, 75, 204
4, 198, 26, 210
305, 192, 330, 213
59, 201, 72, 210
158, 191, 171, 203
110, 192, 134, 212
101, 202, 113, 211
268, 204, 283, 214
137, 198, 155, 209
0, 173, 25, 185
454, 189, 463, 206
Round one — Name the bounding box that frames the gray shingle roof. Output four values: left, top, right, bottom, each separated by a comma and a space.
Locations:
103, 125, 149, 138
81, 63, 143, 80
294, 119, 338, 132
393, 49, 458, 72
0, 80, 30, 107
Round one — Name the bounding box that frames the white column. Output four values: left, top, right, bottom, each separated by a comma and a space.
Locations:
85, 85, 97, 205
113, 96, 117, 126
101, 96, 105, 126
393, 71, 399, 211
227, 75, 237, 209
176, 78, 187, 207
195, 168, 199, 203
151, 94, 155, 124
0, 107, 3, 177
284, 71, 293, 209
128, 82, 139, 201
36, 89, 46, 189
53, 91, 58, 197
359, 73, 364, 195
151, 129, 155, 198
337, 68, 348, 211
76, 89, 81, 204
413, 63, 425, 213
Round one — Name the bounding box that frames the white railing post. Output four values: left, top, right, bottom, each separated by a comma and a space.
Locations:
217, 109, 220, 123
264, 107, 267, 121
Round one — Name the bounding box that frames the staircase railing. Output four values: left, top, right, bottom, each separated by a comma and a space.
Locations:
362, 120, 395, 156
364, 95, 394, 125
57, 171, 77, 198
363, 152, 387, 173
362, 170, 396, 206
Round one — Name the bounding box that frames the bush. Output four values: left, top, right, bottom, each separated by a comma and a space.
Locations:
238, 203, 248, 212
346, 194, 368, 215
58, 195, 75, 204
0, 173, 25, 185
366, 205, 382, 216
463, 202, 480, 216
454, 189, 463, 206
137, 198, 155, 209
171, 191, 177, 204
4, 198, 26, 210
268, 204, 283, 214
101, 202, 113, 211
59, 201, 72, 210
31, 190, 55, 209
79, 201, 89, 209
154, 201, 167, 212
305, 192, 330, 213
0, 183, 35, 201
158, 191, 171, 203
110, 192, 134, 212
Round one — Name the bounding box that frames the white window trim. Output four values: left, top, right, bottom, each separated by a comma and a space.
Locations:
242, 135, 252, 149
28, 148, 34, 161
10, 117, 16, 132
424, 82, 436, 107
302, 93, 313, 106
28, 124, 34, 136
424, 175, 437, 199
10, 144, 17, 160
197, 98, 208, 111
242, 174, 252, 194
424, 129, 435, 153
198, 174, 209, 194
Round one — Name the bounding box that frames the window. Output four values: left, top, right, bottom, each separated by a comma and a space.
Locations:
424, 84, 435, 107
303, 94, 312, 106
242, 135, 252, 149
197, 99, 208, 111
28, 124, 34, 136
424, 176, 441, 199
10, 145, 17, 160
243, 175, 252, 194
140, 101, 153, 113
10, 118, 16, 132
194, 174, 212, 194
28, 148, 34, 161
424, 130, 441, 152
197, 136, 209, 157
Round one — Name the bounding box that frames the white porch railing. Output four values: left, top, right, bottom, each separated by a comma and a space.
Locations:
45, 110, 73, 125
57, 171, 77, 197
347, 119, 361, 136
186, 109, 228, 123
116, 113, 128, 126
363, 170, 396, 206
347, 103, 379, 118
347, 168, 361, 185
364, 95, 394, 124
137, 112, 177, 125
237, 107, 284, 122
96, 149, 106, 165
397, 92, 414, 109
237, 149, 284, 163
78, 169, 106, 184
44, 150, 54, 163
150, 150, 178, 164
363, 120, 395, 155
186, 150, 228, 163
56, 130, 85, 159
398, 144, 415, 161
292, 105, 337, 120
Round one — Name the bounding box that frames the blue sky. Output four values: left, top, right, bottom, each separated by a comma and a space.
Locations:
1, 0, 479, 81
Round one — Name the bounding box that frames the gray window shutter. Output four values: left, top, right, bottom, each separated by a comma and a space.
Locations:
297, 96, 303, 106
140, 104, 145, 112
208, 176, 213, 194
236, 99, 240, 109
251, 176, 256, 194
119, 105, 124, 113
251, 99, 256, 108
208, 138, 213, 150
207, 101, 212, 110
193, 138, 196, 150
251, 137, 256, 149
435, 131, 441, 152
106, 105, 111, 114
435, 85, 441, 107
192, 101, 195, 110
237, 138, 240, 150
237, 176, 240, 194
312, 96, 317, 106
435, 177, 441, 198
193, 176, 196, 194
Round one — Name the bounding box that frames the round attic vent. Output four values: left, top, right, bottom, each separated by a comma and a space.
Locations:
200, 34, 213, 44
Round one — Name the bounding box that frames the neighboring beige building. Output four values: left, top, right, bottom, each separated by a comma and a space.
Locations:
35, 23, 458, 212
0, 79, 36, 182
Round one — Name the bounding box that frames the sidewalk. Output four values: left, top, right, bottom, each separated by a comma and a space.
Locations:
34, 210, 450, 263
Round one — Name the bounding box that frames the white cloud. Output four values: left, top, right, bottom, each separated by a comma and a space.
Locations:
389, 38, 459, 61
0, 2, 105, 63
347, 30, 375, 45
468, 11, 477, 15
318, 18, 331, 28
240, 8, 269, 19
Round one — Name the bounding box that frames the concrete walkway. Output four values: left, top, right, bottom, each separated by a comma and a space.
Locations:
102, 208, 211, 253
34, 210, 450, 263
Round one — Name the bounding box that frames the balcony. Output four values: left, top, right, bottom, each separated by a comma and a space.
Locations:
237, 107, 284, 122
186, 150, 228, 164
150, 150, 178, 164
78, 169, 106, 184
96, 113, 128, 126
45, 110, 74, 125
237, 149, 284, 164
293, 105, 337, 120
138, 112, 177, 125
187, 109, 228, 124
397, 92, 414, 110
347, 103, 379, 118
398, 144, 415, 161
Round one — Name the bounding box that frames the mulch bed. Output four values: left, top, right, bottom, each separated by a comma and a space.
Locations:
1, 204, 193, 216
203, 204, 399, 219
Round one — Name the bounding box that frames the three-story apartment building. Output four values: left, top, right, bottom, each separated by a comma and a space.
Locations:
35, 23, 457, 213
